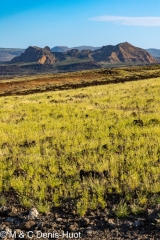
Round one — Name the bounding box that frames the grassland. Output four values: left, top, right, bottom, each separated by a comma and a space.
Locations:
0, 64, 160, 97
0, 68, 160, 217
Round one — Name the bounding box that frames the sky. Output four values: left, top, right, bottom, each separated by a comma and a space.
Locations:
0, 0, 160, 49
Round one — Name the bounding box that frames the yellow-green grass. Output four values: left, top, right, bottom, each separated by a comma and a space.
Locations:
0, 77, 160, 216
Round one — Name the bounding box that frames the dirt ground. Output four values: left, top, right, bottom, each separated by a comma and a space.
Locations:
0, 189, 160, 240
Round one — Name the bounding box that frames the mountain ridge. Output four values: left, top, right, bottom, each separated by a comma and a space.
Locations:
0, 48, 25, 62
51, 45, 100, 52
146, 48, 160, 58
1, 44, 160, 63
10, 42, 158, 65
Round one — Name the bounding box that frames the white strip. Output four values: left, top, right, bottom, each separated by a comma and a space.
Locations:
90, 16, 160, 26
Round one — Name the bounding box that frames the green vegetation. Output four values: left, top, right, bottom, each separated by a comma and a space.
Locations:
0, 75, 160, 216
54, 58, 92, 66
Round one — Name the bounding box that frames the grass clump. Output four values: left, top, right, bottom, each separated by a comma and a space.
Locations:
115, 200, 128, 218
0, 194, 6, 206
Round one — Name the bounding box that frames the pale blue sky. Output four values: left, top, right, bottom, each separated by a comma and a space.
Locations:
0, 0, 160, 49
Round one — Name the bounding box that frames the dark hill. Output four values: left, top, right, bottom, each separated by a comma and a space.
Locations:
65, 49, 93, 60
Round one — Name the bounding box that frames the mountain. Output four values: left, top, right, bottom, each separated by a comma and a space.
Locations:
72, 46, 100, 51
51, 46, 70, 52
51, 45, 100, 52
10, 47, 94, 64
10, 42, 157, 65
92, 42, 157, 63
10, 46, 56, 64
61, 49, 93, 60
146, 48, 160, 58
0, 48, 25, 62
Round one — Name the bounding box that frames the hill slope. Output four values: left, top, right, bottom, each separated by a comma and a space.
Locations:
92, 42, 157, 63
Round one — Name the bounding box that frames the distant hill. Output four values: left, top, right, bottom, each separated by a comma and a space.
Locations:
72, 46, 101, 51
146, 48, 160, 58
10, 42, 157, 65
51, 46, 70, 52
51, 45, 100, 52
0, 48, 25, 62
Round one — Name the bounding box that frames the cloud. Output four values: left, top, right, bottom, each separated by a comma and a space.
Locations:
90, 16, 160, 26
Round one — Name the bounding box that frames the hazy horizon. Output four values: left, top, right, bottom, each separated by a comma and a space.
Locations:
1, 44, 160, 51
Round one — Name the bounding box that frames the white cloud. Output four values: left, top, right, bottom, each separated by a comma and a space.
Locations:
90, 16, 160, 26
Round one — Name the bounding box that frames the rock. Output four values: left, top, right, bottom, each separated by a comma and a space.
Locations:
25, 220, 36, 230
20, 220, 36, 230
5, 217, 15, 223
54, 213, 59, 218
9, 206, 18, 216
0, 206, 10, 217
28, 208, 39, 219
56, 218, 63, 222
68, 223, 78, 231
0, 225, 4, 231
79, 218, 90, 227
104, 219, 117, 229
145, 205, 160, 222
15, 229, 22, 235
125, 221, 132, 228
3, 227, 12, 238
155, 218, 160, 224
132, 220, 144, 228
84, 227, 93, 236
90, 211, 96, 217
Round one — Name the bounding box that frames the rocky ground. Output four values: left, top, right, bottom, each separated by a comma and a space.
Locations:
0, 194, 160, 240
0, 205, 160, 240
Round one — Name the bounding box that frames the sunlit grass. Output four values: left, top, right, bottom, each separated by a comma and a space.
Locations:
0, 76, 160, 215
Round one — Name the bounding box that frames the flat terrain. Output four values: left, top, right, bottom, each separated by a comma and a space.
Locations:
0, 65, 160, 239
0, 65, 160, 96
